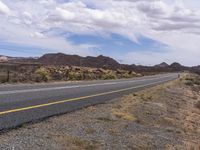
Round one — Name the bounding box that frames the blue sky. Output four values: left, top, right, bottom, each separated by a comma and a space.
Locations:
69, 34, 167, 61
0, 33, 167, 65
0, 0, 200, 65
0, 41, 49, 57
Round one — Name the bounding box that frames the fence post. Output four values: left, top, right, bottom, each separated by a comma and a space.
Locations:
7, 70, 10, 82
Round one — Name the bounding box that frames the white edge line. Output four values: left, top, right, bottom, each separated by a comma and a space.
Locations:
0, 75, 177, 95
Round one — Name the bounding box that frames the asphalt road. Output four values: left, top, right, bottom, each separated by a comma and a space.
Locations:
0, 73, 178, 131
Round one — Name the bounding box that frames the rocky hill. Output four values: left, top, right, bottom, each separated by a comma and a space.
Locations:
38, 53, 120, 70
81, 55, 120, 69
0, 53, 198, 74
25, 53, 189, 73
38, 53, 82, 66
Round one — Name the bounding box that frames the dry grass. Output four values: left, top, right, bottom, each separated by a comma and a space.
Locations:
96, 116, 115, 122
54, 135, 99, 150
85, 128, 96, 134
111, 76, 180, 124
112, 111, 137, 121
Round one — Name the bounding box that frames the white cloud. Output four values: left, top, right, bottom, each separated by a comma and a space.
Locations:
0, 0, 10, 15
0, 0, 200, 65
54, 7, 76, 21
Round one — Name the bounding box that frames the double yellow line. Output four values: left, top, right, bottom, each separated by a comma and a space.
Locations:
0, 79, 171, 116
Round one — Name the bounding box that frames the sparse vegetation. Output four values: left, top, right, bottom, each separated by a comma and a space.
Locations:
184, 74, 200, 86
96, 116, 114, 122
111, 94, 139, 122
55, 135, 98, 150
0, 64, 140, 83
112, 111, 136, 121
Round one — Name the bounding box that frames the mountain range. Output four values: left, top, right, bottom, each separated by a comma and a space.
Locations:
0, 53, 199, 74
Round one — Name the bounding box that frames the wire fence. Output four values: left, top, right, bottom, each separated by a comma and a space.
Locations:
0, 62, 42, 83
0, 70, 23, 83
0, 70, 9, 83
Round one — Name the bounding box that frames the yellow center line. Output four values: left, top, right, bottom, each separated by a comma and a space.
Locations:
0, 79, 172, 116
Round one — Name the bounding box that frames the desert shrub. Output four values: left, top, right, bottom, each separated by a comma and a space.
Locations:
35, 67, 51, 82
185, 77, 194, 81
51, 71, 63, 80
68, 72, 75, 80
184, 75, 200, 86
75, 73, 84, 80
68, 72, 85, 80
89, 73, 98, 80
122, 72, 131, 78
185, 81, 193, 86
82, 73, 95, 80
101, 73, 117, 80
193, 80, 200, 85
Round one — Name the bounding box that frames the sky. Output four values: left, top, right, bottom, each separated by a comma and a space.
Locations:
0, 0, 200, 66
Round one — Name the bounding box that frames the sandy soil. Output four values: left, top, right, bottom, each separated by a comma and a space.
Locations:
0, 74, 200, 150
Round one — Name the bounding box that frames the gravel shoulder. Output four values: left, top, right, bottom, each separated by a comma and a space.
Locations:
0, 74, 200, 150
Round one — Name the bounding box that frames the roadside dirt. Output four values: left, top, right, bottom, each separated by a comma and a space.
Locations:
0, 74, 200, 150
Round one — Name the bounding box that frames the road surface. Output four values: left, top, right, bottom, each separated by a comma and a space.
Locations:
0, 73, 178, 131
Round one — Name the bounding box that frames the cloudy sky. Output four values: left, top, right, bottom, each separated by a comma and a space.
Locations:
0, 0, 200, 66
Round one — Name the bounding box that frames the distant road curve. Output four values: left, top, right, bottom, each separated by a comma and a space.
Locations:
0, 73, 178, 131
